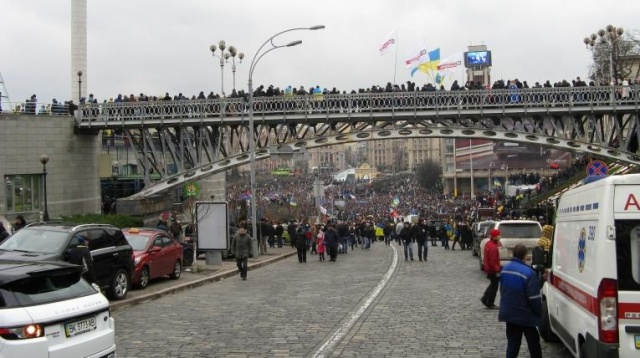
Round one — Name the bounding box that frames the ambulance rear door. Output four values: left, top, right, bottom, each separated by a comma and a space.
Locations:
614, 184, 640, 354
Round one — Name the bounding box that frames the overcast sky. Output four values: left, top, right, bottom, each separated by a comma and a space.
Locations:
2, 0, 638, 104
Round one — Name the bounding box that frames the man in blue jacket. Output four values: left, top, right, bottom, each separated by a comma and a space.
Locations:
498, 244, 542, 358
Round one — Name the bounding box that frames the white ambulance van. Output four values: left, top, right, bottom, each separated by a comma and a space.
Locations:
537, 174, 640, 357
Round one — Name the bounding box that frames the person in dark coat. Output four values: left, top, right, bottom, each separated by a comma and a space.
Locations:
13, 215, 27, 231
67, 234, 96, 283
323, 223, 339, 262
499, 244, 542, 358
294, 226, 307, 263
275, 222, 284, 248
230, 224, 253, 280
0, 223, 10, 241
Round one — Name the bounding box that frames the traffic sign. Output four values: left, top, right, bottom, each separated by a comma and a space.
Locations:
586, 160, 608, 176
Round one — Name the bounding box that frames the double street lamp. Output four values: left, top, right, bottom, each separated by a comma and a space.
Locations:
210, 41, 244, 96
584, 25, 624, 85
40, 155, 50, 221
247, 25, 325, 240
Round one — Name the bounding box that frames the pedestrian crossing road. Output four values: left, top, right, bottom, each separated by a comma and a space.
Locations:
114, 241, 573, 357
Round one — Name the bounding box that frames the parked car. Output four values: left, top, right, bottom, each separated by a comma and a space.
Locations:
471, 220, 496, 256
122, 228, 183, 289
0, 223, 134, 300
478, 220, 542, 270
0, 259, 116, 357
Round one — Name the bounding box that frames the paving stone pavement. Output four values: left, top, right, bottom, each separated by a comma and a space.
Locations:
113, 241, 573, 357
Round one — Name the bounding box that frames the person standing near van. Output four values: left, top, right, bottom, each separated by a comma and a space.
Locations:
498, 244, 542, 358
481, 229, 501, 309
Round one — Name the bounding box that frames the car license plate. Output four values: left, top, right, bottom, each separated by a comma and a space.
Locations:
636, 335, 640, 349
65, 316, 96, 338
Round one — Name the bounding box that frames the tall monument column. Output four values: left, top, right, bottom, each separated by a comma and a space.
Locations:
71, 0, 87, 103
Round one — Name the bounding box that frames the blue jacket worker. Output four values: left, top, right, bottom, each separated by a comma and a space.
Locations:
498, 244, 542, 358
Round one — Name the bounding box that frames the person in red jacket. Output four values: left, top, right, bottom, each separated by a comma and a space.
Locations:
481, 229, 502, 309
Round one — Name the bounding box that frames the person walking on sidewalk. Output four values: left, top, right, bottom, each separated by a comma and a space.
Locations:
295, 226, 308, 263
230, 224, 253, 281
481, 229, 501, 308
499, 244, 542, 358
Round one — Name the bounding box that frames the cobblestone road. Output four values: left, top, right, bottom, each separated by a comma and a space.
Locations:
114, 241, 573, 357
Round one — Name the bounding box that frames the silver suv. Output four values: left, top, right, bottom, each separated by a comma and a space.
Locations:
478, 220, 542, 270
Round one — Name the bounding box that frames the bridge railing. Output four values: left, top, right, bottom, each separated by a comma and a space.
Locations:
76, 86, 640, 123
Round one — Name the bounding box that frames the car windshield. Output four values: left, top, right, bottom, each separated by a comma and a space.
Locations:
0, 228, 69, 254
124, 235, 151, 251
499, 223, 542, 238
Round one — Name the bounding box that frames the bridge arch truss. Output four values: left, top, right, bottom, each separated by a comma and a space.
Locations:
74, 87, 640, 198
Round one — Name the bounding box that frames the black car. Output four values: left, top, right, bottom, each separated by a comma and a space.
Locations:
0, 223, 134, 300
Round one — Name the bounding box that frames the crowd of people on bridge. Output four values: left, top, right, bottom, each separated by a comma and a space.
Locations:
7, 74, 640, 117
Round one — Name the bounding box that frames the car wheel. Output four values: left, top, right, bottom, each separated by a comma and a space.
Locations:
539, 300, 560, 342
135, 266, 150, 289
182, 248, 194, 267
108, 269, 130, 300
170, 260, 181, 279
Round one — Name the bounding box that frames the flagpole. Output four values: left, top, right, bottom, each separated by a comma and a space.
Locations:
393, 33, 398, 85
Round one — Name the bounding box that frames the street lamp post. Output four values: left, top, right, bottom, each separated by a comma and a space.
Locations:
40, 155, 50, 221
229, 46, 244, 92
584, 25, 624, 85
77, 71, 83, 103
210, 41, 244, 96
247, 25, 325, 245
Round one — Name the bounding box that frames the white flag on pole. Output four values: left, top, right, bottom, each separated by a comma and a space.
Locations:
378, 30, 397, 56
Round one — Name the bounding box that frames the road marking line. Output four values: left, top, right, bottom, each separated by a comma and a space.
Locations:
312, 245, 399, 358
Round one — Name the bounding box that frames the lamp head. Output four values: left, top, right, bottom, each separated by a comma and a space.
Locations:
590, 33, 597, 41
309, 25, 325, 30
77, 70, 83, 78
224, 53, 230, 60
218, 40, 226, 51
617, 27, 624, 36
39, 154, 49, 165
286, 40, 303, 47
606, 24, 614, 33
238, 52, 244, 62
598, 29, 606, 38
210, 44, 216, 53
583, 37, 591, 46
229, 46, 237, 56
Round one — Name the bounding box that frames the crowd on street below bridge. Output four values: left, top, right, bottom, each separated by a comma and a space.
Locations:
6, 75, 640, 117
224, 154, 590, 240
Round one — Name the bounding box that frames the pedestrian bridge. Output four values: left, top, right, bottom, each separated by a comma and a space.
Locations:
74, 86, 640, 198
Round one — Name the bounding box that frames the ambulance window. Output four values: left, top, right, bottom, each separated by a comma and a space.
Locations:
616, 221, 640, 291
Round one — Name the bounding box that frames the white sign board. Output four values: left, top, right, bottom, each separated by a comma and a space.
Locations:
196, 201, 229, 250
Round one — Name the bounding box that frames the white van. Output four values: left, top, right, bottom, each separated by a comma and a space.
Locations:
478, 220, 542, 270
537, 174, 640, 357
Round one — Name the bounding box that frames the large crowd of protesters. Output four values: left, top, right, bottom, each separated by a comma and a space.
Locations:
225, 153, 594, 237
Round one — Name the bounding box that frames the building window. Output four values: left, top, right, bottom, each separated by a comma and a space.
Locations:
4, 174, 43, 213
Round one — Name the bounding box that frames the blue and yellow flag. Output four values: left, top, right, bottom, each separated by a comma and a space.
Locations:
411, 48, 440, 77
